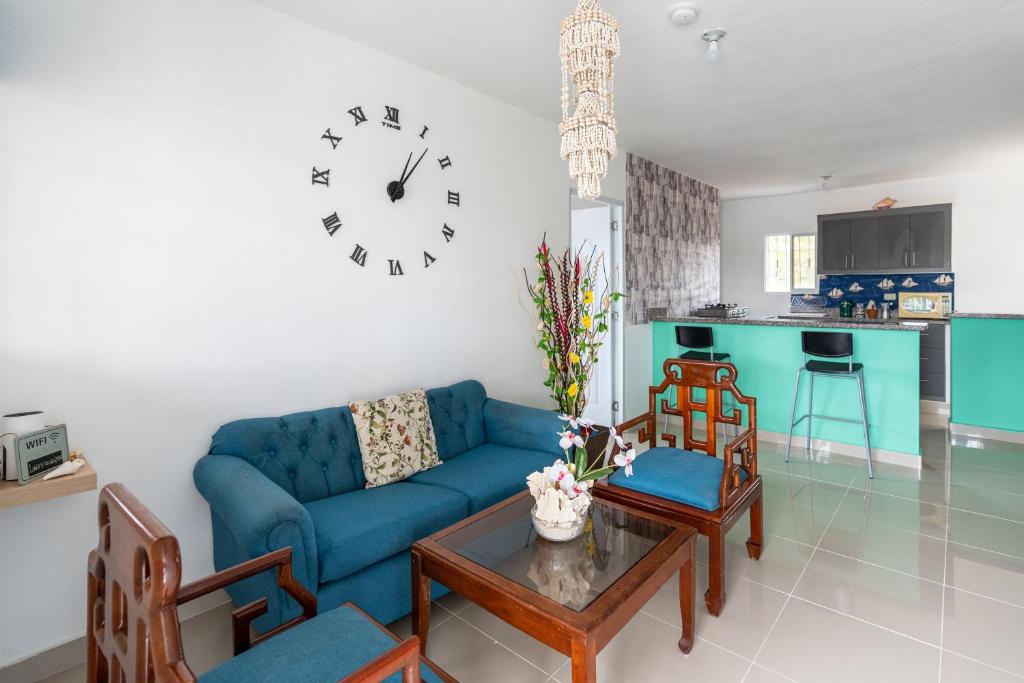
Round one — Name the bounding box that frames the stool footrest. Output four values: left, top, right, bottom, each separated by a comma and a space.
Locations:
791, 414, 869, 427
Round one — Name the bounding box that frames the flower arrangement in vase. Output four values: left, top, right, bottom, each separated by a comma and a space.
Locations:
524, 236, 622, 418
526, 415, 637, 542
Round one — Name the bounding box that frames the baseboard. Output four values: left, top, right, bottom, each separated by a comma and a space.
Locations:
920, 400, 950, 427
950, 422, 1024, 445
0, 589, 231, 682
660, 415, 921, 471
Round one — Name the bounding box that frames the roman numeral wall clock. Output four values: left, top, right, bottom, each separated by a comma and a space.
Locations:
311, 103, 460, 277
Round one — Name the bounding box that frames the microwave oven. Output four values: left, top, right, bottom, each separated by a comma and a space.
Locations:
898, 292, 952, 319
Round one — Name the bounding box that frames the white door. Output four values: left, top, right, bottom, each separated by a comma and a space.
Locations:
571, 203, 618, 426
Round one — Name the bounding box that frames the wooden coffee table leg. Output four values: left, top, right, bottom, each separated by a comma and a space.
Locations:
678, 539, 695, 654
570, 636, 597, 683
411, 550, 430, 655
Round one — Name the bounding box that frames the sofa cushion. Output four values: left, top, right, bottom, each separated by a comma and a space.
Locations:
198, 603, 445, 683
607, 447, 745, 512
426, 380, 486, 461
408, 443, 557, 514
349, 389, 442, 488
210, 407, 363, 504
306, 482, 469, 584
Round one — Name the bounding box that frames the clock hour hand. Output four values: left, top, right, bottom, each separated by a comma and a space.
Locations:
388, 152, 414, 202
401, 147, 429, 186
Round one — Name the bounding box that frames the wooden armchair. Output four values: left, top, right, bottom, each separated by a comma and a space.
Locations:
594, 358, 763, 616
87, 483, 455, 683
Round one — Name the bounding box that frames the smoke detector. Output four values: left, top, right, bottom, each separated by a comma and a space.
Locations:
668, 2, 700, 26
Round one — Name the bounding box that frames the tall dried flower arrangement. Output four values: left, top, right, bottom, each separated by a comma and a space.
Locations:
524, 236, 622, 418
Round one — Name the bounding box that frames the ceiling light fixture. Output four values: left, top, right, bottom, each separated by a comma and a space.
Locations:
668, 2, 700, 26
821, 174, 833, 190
701, 28, 726, 64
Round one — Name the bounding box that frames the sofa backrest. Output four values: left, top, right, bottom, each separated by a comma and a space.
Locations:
208, 380, 488, 503
425, 380, 487, 461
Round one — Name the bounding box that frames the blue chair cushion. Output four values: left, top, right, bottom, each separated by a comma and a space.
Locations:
409, 443, 557, 513
198, 603, 443, 683
608, 447, 746, 512
306, 482, 469, 584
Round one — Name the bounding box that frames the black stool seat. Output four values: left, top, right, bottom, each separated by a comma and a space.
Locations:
805, 360, 863, 374
680, 351, 731, 362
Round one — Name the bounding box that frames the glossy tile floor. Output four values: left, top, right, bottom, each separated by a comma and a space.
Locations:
39, 425, 1024, 682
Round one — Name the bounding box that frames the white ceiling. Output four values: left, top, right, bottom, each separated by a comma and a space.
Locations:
255, 0, 1024, 199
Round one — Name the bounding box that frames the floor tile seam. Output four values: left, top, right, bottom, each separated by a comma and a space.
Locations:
786, 594, 942, 650
946, 538, 1024, 562
939, 648, 1024, 680
938, 477, 1024, 500
810, 546, 945, 586
845, 484, 948, 508
636, 609, 757, 664
946, 505, 1024, 526
689, 559, 800, 598
544, 659, 569, 682
741, 475, 856, 680
447, 610, 557, 677
938, 456, 952, 683
944, 584, 1024, 612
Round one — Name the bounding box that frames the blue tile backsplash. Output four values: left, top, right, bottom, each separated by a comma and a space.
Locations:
790, 272, 955, 311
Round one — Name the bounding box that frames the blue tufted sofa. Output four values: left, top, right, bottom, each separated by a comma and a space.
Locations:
193, 380, 563, 632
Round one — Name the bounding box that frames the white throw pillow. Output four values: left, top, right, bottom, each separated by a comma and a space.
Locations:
349, 389, 442, 488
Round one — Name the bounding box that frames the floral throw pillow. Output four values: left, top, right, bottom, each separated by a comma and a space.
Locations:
349, 389, 442, 488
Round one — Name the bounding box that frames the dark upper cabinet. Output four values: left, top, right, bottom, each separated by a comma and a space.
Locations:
819, 219, 851, 271
816, 204, 951, 274
850, 217, 880, 270
877, 214, 911, 268
910, 211, 949, 269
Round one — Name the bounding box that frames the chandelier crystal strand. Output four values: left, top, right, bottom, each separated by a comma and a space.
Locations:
560, 0, 620, 200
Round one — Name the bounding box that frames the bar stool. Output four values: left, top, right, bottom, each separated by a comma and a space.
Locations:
786, 330, 873, 478
664, 326, 737, 435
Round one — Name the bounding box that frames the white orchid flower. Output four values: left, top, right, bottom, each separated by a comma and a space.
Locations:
614, 448, 637, 477
558, 430, 584, 451
576, 417, 596, 428
558, 471, 577, 495
607, 426, 627, 450
557, 414, 580, 430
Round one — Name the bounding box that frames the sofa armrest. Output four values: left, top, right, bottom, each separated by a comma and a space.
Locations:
483, 399, 563, 456
193, 455, 318, 593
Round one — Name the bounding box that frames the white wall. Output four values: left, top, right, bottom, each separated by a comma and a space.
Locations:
0, 0, 568, 665
721, 162, 1024, 317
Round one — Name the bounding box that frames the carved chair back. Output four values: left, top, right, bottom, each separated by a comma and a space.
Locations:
87, 483, 194, 682
621, 358, 758, 511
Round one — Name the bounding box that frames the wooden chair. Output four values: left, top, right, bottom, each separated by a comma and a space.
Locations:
87, 482, 455, 683
594, 358, 763, 616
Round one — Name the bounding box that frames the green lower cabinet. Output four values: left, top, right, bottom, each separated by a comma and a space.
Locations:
652, 322, 921, 457
951, 317, 1024, 433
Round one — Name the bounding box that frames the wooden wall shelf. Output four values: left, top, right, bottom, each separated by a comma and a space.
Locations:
0, 461, 97, 511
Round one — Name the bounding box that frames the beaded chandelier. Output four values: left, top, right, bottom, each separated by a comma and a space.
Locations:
560, 0, 620, 200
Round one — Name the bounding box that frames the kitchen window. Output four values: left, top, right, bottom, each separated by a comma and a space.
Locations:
764, 233, 817, 293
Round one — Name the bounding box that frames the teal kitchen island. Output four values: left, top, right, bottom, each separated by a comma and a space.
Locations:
652, 317, 923, 461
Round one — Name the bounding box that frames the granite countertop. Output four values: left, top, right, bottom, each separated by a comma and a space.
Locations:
950, 312, 1024, 320
652, 315, 928, 331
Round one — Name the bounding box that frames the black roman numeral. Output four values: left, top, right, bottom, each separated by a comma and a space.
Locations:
350, 244, 367, 267
321, 128, 342, 149
312, 167, 330, 186
419, 125, 429, 139
348, 106, 367, 125
322, 212, 341, 236
423, 251, 437, 268
442, 224, 455, 242
447, 191, 460, 206
388, 259, 404, 276
438, 156, 452, 170
384, 106, 399, 124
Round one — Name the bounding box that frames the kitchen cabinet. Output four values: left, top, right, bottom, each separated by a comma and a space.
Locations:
817, 203, 951, 274
919, 323, 947, 402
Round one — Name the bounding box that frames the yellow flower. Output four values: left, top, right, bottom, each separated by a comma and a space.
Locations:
581, 315, 592, 330
567, 382, 579, 397
583, 291, 594, 305
569, 351, 580, 364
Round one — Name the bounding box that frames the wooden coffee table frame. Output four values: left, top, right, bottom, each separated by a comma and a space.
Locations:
411, 491, 697, 683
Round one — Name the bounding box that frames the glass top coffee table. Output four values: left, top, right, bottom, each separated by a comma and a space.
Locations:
411, 491, 697, 683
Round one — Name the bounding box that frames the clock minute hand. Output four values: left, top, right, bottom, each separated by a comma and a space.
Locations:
400, 147, 429, 186
388, 151, 414, 202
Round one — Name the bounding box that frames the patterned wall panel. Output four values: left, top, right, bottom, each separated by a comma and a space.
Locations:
625, 153, 721, 324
